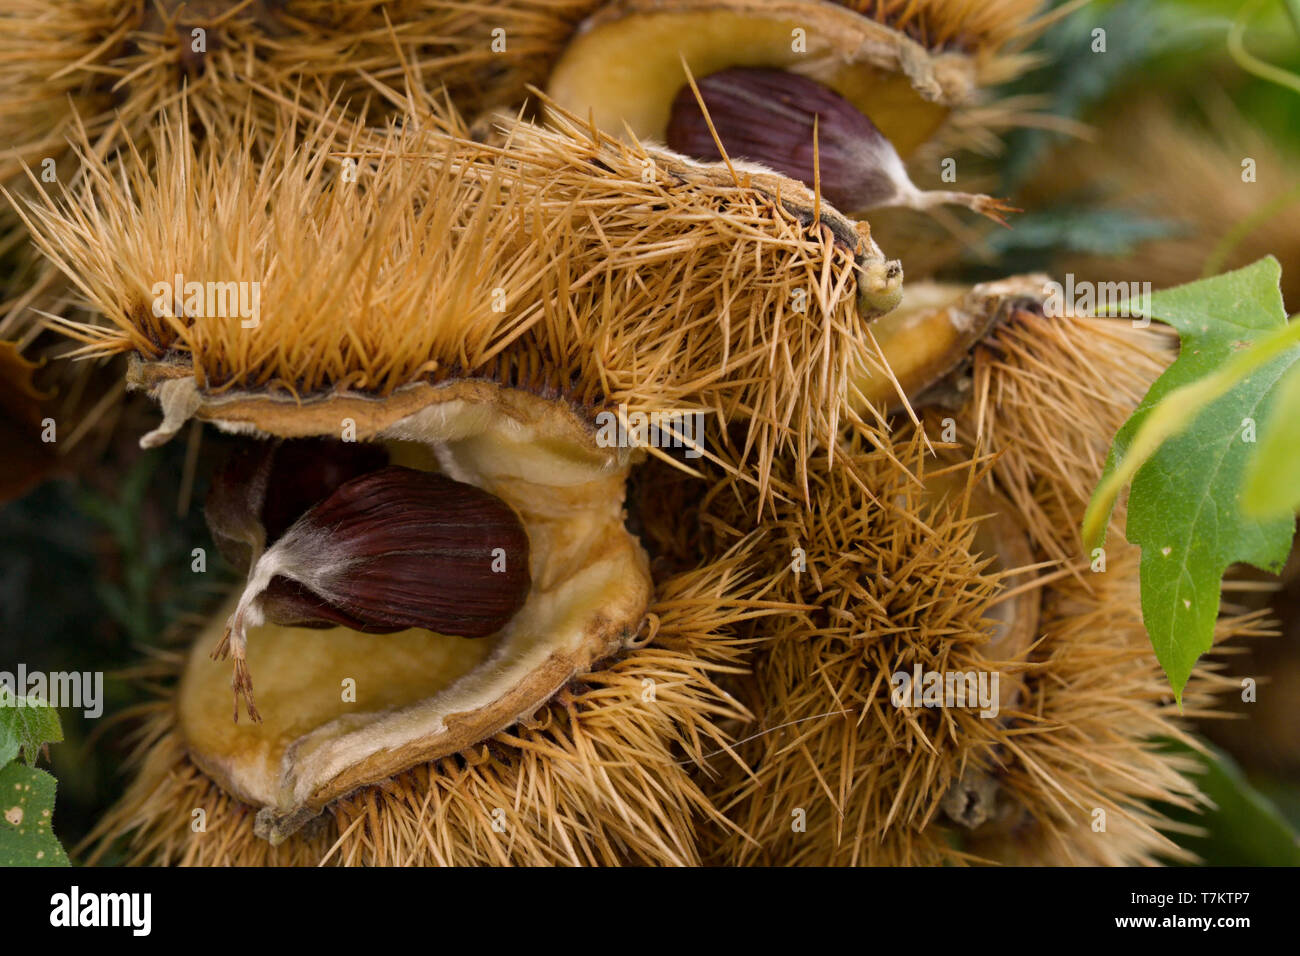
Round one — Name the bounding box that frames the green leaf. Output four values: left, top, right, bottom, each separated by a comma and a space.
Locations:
0, 762, 69, 866
1158, 739, 1300, 866
0, 688, 64, 766
1091, 258, 1299, 700
1243, 361, 1300, 515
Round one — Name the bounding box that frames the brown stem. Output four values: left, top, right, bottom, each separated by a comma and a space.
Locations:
908, 190, 1021, 228
231, 655, 261, 724
214, 607, 262, 723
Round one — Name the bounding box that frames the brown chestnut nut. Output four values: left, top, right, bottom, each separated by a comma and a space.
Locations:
666, 67, 1016, 225
205, 438, 389, 573
214, 465, 533, 721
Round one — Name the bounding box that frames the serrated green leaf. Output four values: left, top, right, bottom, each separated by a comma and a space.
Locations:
1091, 258, 1299, 701
0, 762, 69, 865
1243, 361, 1300, 515
0, 689, 64, 765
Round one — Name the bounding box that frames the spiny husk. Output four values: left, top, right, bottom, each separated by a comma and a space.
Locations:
402, 100, 899, 499
0, 0, 460, 345
7, 106, 530, 392
14, 2, 1046, 186
955, 305, 1175, 566
536, 0, 1053, 279
837, 0, 1044, 53
0, 0, 130, 187
0, 0, 507, 185
0, 0, 1040, 343
83, 545, 795, 866
0, 230, 73, 345
13, 98, 897, 501
701, 308, 1271, 866
699, 430, 1046, 865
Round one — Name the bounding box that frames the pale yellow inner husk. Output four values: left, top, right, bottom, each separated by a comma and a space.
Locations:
173, 382, 652, 838
852, 276, 1052, 414
546, 1, 966, 159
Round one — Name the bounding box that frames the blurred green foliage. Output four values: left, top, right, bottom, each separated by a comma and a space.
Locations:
1159, 741, 1300, 866
0, 424, 233, 853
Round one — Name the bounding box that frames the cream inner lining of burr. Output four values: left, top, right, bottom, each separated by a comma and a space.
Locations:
546, 1, 960, 159
176, 387, 651, 841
